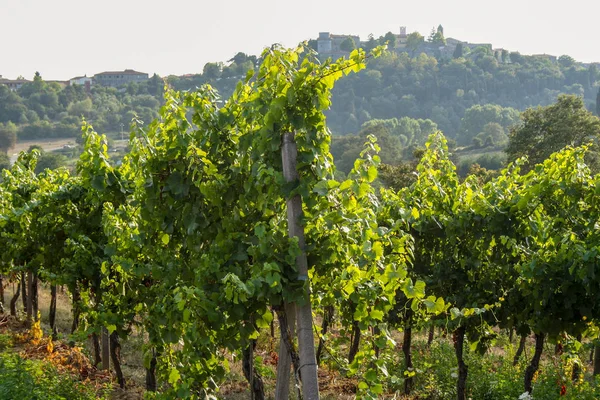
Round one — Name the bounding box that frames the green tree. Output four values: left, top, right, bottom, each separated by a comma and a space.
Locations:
509, 52, 524, 64
339, 37, 356, 52
0, 122, 17, 154
506, 95, 600, 171
558, 54, 576, 68
363, 34, 378, 52
34, 151, 67, 174
429, 25, 446, 46
382, 31, 397, 49
589, 64, 598, 87
202, 62, 222, 79
453, 43, 464, 59
67, 98, 93, 118
428, 27, 436, 42
406, 32, 424, 55
458, 104, 520, 145
228, 52, 249, 65
596, 87, 600, 116
0, 152, 10, 170
474, 122, 508, 147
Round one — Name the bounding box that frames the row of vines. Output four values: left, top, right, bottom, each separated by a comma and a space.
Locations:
1, 44, 600, 400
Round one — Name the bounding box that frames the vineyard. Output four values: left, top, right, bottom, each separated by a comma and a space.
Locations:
1, 45, 600, 400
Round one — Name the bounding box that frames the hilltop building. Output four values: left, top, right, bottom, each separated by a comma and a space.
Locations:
0, 75, 30, 91
317, 27, 410, 57
93, 69, 149, 87
317, 32, 361, 58
390, 26, 409, 50
70, 75, 93, 86
314, 27, 502, 62
69, 75, 93, 92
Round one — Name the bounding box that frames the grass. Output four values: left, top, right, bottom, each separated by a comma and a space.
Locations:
0, 352, 105, 400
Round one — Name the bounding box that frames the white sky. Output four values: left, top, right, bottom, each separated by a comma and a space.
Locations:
2, 0, 599, 80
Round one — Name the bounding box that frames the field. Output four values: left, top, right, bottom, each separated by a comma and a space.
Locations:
10, 138, 79, 164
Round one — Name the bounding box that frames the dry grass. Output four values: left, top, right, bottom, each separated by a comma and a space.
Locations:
9, 138, 78, 163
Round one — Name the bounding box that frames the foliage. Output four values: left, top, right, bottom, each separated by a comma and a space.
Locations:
0, 152, 10, 170
406, 32, 425, 55
428, 25, 446, 46
506, 94, 600, 172
453, 43, 464, 59
3, 41, 600, 400
323, 40, 598, 139
402, 337, 600, 400
0, 122, 17, 154
331, 117, 438, 173
340, 37, 356, 52
458, 104, 520, 145
0, 73, 163, 141
0, 353, 105, 400
34, 150, 68, 174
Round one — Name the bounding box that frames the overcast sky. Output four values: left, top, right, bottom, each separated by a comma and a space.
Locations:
2, 0, 599, 80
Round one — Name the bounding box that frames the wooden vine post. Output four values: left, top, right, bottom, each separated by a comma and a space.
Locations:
275, 303, 298, 400
101, 327, 110, 370
281, 132, 320, 400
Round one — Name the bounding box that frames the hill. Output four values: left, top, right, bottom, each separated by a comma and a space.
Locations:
1, 30, 599, 174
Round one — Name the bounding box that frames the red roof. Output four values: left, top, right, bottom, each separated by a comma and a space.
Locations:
94, 69, 147, 76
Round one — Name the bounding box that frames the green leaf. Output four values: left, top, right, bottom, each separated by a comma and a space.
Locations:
402, 278, 426, 299
358, 182, 370, 198
450, 307, 462, 320
372, 241, 383, 259
168, 368, 181, 385
367, 165, 377, 182
313, 180, 330, 196
161, 233, 170, 245
255, 318, 269, 329
364, 369, 378, 382
371, 383, 384, 394
339, 179, 353, 191
414, 280, 426, 299
370, 309, 384, 321
411, 207, 420, 219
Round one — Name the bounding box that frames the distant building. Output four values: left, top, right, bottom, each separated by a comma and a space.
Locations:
69, 75, 93, 92
392, 26, 409, 50
317, 32, 361, 58
93, 69, 149, 87
0, 75, 30, 91
317, 27, 411, 57
70, 75, 93, 86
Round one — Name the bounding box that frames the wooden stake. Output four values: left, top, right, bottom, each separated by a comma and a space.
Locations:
281, 132, 320, 400
101, 327, 110, 370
